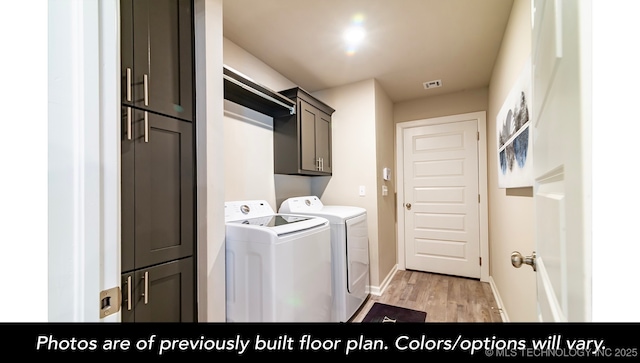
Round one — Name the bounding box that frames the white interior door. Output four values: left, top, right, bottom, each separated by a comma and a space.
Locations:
403, 120, 480, 279
529, 0, 591, 322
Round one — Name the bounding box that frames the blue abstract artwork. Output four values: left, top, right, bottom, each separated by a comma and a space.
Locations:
497, 59, 532, 188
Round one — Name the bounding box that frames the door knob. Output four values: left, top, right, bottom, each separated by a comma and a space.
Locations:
405, 203, 412, 210
511, 251, 536, 271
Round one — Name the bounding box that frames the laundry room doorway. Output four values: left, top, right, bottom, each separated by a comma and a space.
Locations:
396, 111, 489, 282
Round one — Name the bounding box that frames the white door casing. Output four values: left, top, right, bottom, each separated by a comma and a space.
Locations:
530, 0, 591, 322
396, 112, 489, 282
48, 0, 121, 322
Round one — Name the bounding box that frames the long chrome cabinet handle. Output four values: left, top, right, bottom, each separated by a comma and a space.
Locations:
143, 74, 149, 106
126, 107, 132, 140
126, 68, 132, 102
144, 111, 149, 143
142, 271, 149, 304
126, 275, 132, 311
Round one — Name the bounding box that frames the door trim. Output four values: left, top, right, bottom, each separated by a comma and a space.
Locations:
48, 0, 121, 321
395, 111, 489, 282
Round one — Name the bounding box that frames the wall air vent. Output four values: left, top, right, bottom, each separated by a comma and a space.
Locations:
423, 79, 442, 89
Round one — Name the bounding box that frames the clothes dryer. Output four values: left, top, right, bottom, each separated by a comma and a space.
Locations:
224, 200, 332, 322
279, 196, 369, 322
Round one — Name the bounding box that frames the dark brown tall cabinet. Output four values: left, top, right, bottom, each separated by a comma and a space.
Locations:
120, 0, 196, 322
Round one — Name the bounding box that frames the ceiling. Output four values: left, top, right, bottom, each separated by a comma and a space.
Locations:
222, 0, 515, 103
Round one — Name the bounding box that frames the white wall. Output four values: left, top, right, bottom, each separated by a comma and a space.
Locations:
592, 0, 640, 322
312, 80, 382, 287
45, 0, 122, 323
223, 101, 279, 208
487, 0, 536, 321
222, 38, 309, 211
194, 0, 226, 322
48, 0, 96, 322
374, 80, 397, 287
394, 87, 488, 123
0, 1, 48, 322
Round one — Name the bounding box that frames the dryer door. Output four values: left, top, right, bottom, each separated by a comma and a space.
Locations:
346, 213, 369, 294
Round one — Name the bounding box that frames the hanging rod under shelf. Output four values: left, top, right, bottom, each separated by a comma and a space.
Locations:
223, 65, 296, 117
223, 74, 295, 113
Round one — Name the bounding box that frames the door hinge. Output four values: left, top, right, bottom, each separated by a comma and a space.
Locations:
477, 131, 480, 140
479, 257, 482, 266
478, 194, 480, 203
99, 286, 122, 319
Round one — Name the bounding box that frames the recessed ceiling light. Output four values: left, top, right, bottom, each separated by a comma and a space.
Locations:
344, 26, 365, 45
344, 13, 366, 55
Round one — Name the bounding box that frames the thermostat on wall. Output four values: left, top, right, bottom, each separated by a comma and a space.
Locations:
383, 168, 391, 181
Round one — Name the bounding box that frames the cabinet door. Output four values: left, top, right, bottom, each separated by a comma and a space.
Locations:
121, 258, 194, 322
121, 0, 134, 108
299, 99, 332, 174
147, 0, 193, 121
299, 100, 318, 172
316, 111, 332, 173
132, 0, 149, 111
121, 107, 135, 273
134, 110, 194, 270
129, 0, 194, 121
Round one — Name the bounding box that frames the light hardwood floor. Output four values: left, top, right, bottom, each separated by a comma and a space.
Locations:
350, 269, 503, 323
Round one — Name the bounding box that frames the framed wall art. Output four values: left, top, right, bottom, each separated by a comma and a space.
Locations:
497, 58, 532, 188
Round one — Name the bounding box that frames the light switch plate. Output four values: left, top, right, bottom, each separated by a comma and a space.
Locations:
359, 185, 366, 196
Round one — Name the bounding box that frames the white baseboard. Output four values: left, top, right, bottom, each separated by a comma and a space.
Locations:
368, 264, 398, 296
489, 276, 509, 322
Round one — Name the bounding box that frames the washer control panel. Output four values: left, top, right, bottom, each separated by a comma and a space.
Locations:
279, 196, 324, 213
225, 200, 275, 222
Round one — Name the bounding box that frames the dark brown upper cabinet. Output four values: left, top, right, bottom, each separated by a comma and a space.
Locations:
274, 87, 335, 176
121, 0, 194, 122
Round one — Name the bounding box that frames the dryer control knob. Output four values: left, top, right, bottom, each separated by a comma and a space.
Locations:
241, 205, 250, 214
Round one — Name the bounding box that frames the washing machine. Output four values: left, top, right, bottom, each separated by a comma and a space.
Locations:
279, 196, 370, 322
224, 200, 332, 322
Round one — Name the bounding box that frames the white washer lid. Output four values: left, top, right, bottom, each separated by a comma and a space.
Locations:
279, 196, 366, 223
226, 213, 328, 236
312, 205, 366, 220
